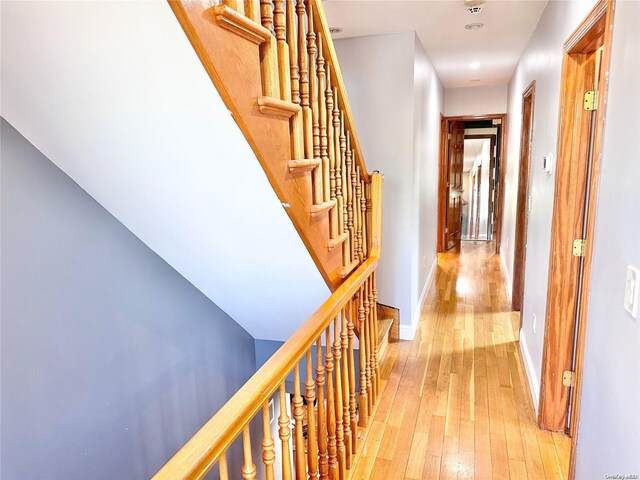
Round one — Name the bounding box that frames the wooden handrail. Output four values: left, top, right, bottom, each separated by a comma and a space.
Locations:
153, 174, 382, 480
310, 0, 371, 183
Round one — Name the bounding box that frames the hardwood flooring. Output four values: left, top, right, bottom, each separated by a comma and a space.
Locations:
351, 241, 570, 479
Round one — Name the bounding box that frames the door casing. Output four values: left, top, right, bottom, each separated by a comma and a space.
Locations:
437, 113, 507, 253
536, 2, 616, 479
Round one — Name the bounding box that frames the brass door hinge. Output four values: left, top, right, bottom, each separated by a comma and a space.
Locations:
562, 370, 575, 387
573, 239, 586, 257
448, 133, 452, 140
584, 90, 599, 111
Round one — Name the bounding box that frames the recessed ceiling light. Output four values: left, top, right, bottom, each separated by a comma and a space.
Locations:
470, 61, 481, 70
465, 22, 484, 31
329, 27, 343, 34
470, 79, 481, 83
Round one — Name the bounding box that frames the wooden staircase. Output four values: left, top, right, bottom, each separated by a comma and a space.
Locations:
169, 0, 372, 289
153, 0, 394, 478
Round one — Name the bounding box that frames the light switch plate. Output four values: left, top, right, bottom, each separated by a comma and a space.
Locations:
624, 265, 639, 318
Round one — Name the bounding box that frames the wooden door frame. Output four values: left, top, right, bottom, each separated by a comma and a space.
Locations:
535, 2, 615, 479
512, 81, 536, 312
438, 113, 507, 253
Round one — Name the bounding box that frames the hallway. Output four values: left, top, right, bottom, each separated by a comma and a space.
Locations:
351, 241, 570, 479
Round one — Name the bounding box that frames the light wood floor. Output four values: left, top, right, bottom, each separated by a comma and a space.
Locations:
351, 241, 571, 479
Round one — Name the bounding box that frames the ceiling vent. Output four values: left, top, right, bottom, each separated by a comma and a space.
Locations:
464, 0, 485, 14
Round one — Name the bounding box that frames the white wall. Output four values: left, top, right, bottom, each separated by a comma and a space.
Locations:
0, 1, 330, 341
335, 33, 444, 339
414, 37, 445, 334
501, 0, 599, 408
444, 85, 507, 117
575, 0, 640, 475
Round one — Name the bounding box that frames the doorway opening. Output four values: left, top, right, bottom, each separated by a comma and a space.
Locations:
536, 1, 615, 478
437, 113, 507, 253
512, 81, 536, 313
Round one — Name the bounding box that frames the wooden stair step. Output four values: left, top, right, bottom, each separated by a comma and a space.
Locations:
327, 231, 348, 250
257, 96, 301, 118
340, 258, 359, 278
288, 158, 321, 173
377, 318, 394, 362
212, 5, 271, 45
310, 199, 336, 216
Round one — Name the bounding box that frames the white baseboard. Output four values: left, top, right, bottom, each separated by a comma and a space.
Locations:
400, 324, 417, 341
499, 246, 512, 303
401, 256, 438, 341
519, 331, 540, 414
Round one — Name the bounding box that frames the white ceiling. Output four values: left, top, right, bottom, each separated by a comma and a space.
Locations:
1, 1, 330, 341
324, 0, 549, 88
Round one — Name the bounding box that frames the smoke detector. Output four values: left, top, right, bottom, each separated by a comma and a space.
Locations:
464, 0, 485, 14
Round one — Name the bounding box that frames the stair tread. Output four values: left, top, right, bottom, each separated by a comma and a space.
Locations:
310, 199, 336, 215
377, 318, 393, 344
328, 231, 349, 249
289, 158, 321, 172
257, 96, 301, 118
213, 5, 271, 45
340, 258, 360, 278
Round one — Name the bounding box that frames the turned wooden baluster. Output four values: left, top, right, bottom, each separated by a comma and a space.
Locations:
345, 134, 355, 264
325, 67, 338, 240
296, 0, 313, 161
245, 0, 260, 23
370, 274, 380, 403
279, 383, 294, 480
284, 0, 304, 159
222, 0, 240, 14
293, 364, 307, 479
355, 168, 363, 262
347, 298, 358, 450
340, 308, 353, 468
339, 112, 351, 267
363, 277, 373, 414
259, 0, 280, 98
305, 350, 319, 479
358, 287, 368, 426
219, 453, 229, 480
333, 88, 345, 241
284, 0, 298, 104
242, 426, 257, 479
316, 338, 328, 480
273, 0, 289, 102
361, 180, 369, 258
325, 326, 338, 480
333, 316, 346, 480
307, 3, 324, 205
262, 402, 276, 480
316, 41, 331, 204
365, 182, 372, 256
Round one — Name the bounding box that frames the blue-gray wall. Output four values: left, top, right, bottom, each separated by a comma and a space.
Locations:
1, 118, 256, 479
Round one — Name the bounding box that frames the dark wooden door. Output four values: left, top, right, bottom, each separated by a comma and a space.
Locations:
445, 121, 465, 249
512, 82, 536, 312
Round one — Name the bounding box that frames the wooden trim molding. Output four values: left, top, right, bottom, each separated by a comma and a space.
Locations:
437, 113, 507, 253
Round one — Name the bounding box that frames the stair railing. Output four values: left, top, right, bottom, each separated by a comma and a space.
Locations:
152, 173, 382, 479
177, 0, 374, 282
